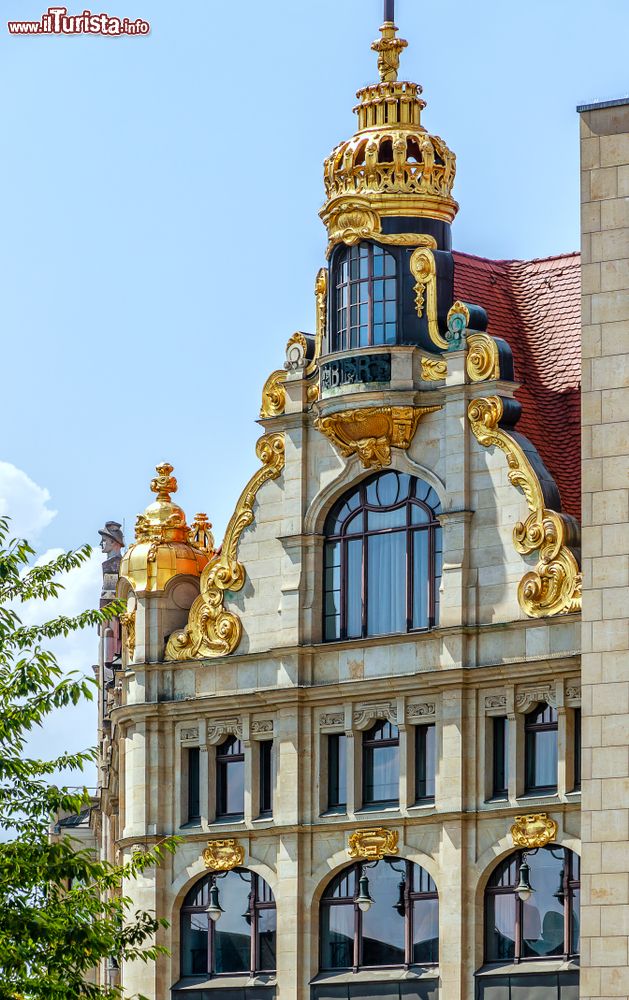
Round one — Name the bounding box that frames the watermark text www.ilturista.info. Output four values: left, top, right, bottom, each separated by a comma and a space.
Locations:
8, 6, 150, 34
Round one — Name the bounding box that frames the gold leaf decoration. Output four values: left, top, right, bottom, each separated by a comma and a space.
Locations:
323, 198, 438, 256
421, 357, 447, 381
466, 333, 500, 382
164, 433, 285, 660
348, 828, 399, 861
202, 839, 245, 872
260, 370, 287, 419
120, 611, 136, 661
409, 248, 448, 349
510, 814, 558, 850
314, 405, 439, 471
467, 396, 581, 617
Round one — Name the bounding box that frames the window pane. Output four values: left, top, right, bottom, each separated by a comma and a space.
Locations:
346, 538, 362, 638
521, 849, 565, 958
574, 708, 581, 790
415, 724, 436, 801
321, 904, 354, 969
528, 729, 558, 790
328, 734, 347, 808
375, 471, 400, 506
257, 907, 276, 971
384, 252, 396, 276
364, 742, 399, 804
571, 886, 580, 954
367, 532, 406, 635
187, 747, 200, 821
373, 251, 384, 277
412, 531, 429, 629
493, 717, 508, 798
413, 897, 439, 964
259, 741, 273, 816
361, 862, 405, 966
367, 507, 406, 530
213, 873, 251, 973
485, 892, 516, 961
181, 911, 209, 975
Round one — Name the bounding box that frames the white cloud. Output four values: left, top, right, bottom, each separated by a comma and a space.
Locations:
0, 461, 57, 541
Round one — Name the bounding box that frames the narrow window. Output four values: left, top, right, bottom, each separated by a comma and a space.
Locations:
492, 717, 509, 799
333, 242, 397, 351
573, 707, 581, 791
415, 724, 436, 803
259, 740, 273, 817
187, 747, 200, 823
525, 704, 558, 794
363, 720, 399, 807
328, 733, 347, 811
216, 736, 245, 819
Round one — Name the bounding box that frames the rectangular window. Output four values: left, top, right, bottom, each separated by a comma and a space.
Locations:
187, 747, 200, 823
573, 707, 581, 791
415, 724, 436, 803
492, 717, 509, 799
259, 740, 273, 816
327, 733, 347, 811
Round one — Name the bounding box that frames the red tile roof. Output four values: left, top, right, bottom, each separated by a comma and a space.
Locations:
453, 250, 582, 520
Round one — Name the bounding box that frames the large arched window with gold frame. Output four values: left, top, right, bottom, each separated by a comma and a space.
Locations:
323, 471, 442, 641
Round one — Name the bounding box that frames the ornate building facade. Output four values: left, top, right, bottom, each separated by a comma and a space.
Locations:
90, 10, 629, 1000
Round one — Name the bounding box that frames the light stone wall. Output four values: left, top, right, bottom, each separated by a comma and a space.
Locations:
579, 98, 629, 1000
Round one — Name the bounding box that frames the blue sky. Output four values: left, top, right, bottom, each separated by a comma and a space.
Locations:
1, 0, 628, 768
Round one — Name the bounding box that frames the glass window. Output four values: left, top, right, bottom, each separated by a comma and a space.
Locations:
363, 720, 399, 807
323, 472, 442, 642
525, 704, 558, 794
180, 869, 276, 978
320, 858, 438, 971
492, 717, 509, 800
415, 724, 436, 803
216, 736, 245, 818
328, 733, 347, 811
484, 847, 580, 964
187, 746, 200, 823
259, 740, 273, 817
573, 708, 581, 792
332, 242, 397, 351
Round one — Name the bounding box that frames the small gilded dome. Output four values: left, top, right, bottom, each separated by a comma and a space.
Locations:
320, 21, 458, 237
119, 463, 211, 594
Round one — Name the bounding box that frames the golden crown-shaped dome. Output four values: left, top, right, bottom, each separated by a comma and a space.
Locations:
119, 463, 211, 594
321, 19, 458, 240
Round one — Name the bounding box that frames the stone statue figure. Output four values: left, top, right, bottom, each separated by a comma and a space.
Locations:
98, 522, 125, 666
99, 521, 124, 578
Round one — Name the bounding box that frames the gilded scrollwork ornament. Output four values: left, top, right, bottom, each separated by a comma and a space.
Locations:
510, 813, 558, 850
202, 839, 245, 872
314, 405, 439, 470
120, 610, 136, 661
421, 357, 447, 381
260, 369, 287, 418
348, 828, 399, 861
446, 301, 470, 351
323, 199, 438, 256
467, 396, 581, 617
164, 433, 286, 660
305, 268, 328, 376
409, 247, 448, 349
466, 333, 500, 382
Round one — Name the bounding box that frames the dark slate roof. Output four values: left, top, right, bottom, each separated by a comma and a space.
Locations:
453, 250, 582, 520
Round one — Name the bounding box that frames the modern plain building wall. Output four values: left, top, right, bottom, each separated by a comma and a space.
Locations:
579, 97, 629, 1000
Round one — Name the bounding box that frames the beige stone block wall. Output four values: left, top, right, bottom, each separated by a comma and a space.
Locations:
580, 97, 629, 1000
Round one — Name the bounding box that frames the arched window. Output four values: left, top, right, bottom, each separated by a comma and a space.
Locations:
320, 858, 438, 970
332, 242, 397, 352
216, 736, 245, 819
180, 869, 276, 978
524, 704, 558, 794
363, 720, 399, 807
485, 847, 580, 963
323, 471, 442, 641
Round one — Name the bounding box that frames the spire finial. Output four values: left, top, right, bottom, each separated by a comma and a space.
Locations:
372, 5, 407, 83
150, 462, 178, 503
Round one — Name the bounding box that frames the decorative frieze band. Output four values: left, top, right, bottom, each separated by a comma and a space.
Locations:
251, 719, 274, 736
319, 712, 345, 729
206, 717, 243, 744
180, 727, 199, 743
407, 702, 436, 719
353, 702, 397, 730
515, 687, 557, 713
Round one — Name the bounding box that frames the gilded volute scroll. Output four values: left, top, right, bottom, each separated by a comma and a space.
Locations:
165, 433, 285, 660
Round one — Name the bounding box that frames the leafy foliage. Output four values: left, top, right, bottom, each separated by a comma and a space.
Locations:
0, 518, 177, 999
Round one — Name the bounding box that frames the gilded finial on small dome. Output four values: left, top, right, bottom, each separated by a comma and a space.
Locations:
151, 462, 177, 503
372, 0, 407, 83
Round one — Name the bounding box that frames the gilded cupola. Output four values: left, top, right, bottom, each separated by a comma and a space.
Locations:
320, 10, 458, 253
119, 463, 211, 594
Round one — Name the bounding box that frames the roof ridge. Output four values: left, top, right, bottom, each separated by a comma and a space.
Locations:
452, 249, 580, 267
